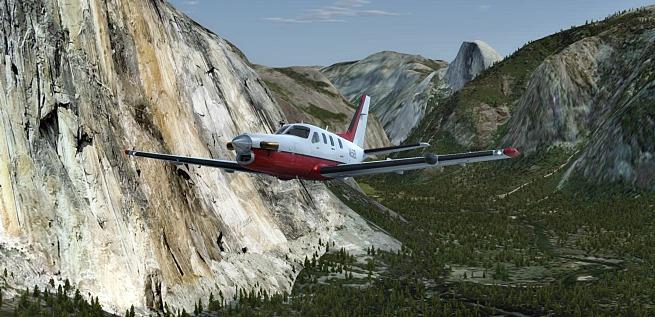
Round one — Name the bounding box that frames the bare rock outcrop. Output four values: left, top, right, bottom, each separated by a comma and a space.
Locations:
445, 40, 502, 91
322, 52, 448, 145
0, 0, 400, 314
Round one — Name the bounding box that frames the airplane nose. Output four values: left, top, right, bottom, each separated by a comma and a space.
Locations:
231, 134, 252, 154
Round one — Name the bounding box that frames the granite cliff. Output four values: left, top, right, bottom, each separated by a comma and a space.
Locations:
0, 0, 399, 314
322, 51, 448, 145
444, 40, 502, 91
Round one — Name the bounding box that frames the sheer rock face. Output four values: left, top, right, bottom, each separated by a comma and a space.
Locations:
322, 51, 448, 145
503, 12, 655, 189
0, 0, 400, 314
445, 40, 502, 91
254, 65, 391, 149
503, 37, 606, 152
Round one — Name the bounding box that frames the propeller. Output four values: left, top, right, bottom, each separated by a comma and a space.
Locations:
231, 134, 252, 154
226, 135, 279, 152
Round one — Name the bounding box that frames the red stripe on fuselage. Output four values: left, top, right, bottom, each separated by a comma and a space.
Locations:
245, 149, 341, 180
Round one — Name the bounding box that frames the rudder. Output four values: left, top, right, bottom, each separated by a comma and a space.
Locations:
339, 95, 370, 148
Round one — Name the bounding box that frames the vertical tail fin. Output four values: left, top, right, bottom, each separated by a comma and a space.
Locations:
338, 95, 370, 148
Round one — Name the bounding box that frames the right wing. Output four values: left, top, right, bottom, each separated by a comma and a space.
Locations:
320, 148, 520, 178
124, 149, 254, 173
364, 142, 430, 157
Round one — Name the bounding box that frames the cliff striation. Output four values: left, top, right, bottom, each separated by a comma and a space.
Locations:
0, 0, 399, 314
444, 40, 502, 91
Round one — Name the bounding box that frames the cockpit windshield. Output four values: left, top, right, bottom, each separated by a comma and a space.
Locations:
275, 125, 290, 134
284, 125, 311, 139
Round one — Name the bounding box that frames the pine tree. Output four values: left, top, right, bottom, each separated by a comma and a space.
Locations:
64, 279, 71, 294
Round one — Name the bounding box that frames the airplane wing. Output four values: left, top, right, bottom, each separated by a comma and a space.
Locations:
124, 149, 254, 173
364, 142, 430, 157
320, 147, 520, 178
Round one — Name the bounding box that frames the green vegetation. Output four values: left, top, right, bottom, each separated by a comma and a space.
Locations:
262, 79, 294, 103
303, 103, 347, 123
174, 145, 653, 316
276, 67, 338, 98
345, 144, 654, 316
0, 278, 108, 317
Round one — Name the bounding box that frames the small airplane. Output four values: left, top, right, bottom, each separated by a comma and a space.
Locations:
125, 95, 520, 180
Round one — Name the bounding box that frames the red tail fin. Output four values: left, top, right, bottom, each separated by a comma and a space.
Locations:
338, 95, 370, 147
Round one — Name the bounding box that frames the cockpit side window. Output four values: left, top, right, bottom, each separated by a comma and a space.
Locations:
285, 125, 311, 138
338, 139, 343, 149
312, 132, 320, 143
329, 135, 335, 146
322, 133, 328, 144
275, 125, 290, 134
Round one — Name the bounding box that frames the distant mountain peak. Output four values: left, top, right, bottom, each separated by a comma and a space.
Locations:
445, 40, 502, 91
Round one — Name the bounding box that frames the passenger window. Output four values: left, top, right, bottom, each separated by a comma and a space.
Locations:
284, 125, 310, 138
329, 136, 335, 146
312, 132, 320, 143
338, 139, 343, 149
322, 133, 327, 144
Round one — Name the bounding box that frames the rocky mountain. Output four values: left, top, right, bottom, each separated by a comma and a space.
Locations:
444, 40, 502, 91
254, 65, 391, 149
0, 0, 399, 314
413, 6, 655, 190
321, 43, 502, 146
322, 51, 448, 145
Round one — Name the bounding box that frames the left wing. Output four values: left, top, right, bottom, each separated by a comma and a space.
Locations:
321, 147, 520, 178
124, 149, 254, 173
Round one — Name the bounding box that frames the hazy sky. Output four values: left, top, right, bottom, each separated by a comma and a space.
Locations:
169, 0, 653, 67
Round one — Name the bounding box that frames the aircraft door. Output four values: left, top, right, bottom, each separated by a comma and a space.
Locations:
311, 132, 321, 151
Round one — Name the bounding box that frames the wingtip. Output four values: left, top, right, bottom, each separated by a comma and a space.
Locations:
503, 147, 520, 158
124, 149, 132, 156
419, 142, 430, 147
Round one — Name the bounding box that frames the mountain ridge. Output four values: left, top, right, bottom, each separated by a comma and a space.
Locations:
254, 65, 391, 149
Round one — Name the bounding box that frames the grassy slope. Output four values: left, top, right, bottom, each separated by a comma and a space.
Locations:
259, 67, 354, 127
